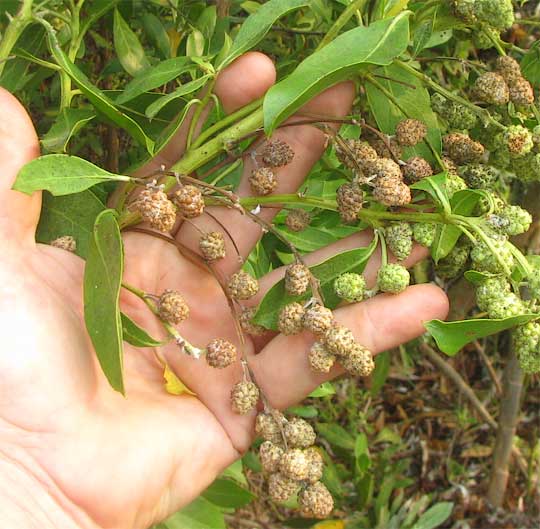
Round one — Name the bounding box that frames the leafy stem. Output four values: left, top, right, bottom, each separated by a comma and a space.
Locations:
121, 282, 203, 358
315, 0, 368, 50
0, 0, 34, 77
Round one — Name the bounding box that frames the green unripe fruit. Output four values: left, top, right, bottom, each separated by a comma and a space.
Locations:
334, 273, 366, 303
436, 240, 470, 279
413, 223, 437, 248
459, 163, 497, 190
513, 322, 540, 374
444, 173, 468, 197
377, 264, 410, 294
513, 153, 540, 183
490, 205, 532, 236
486, 292, 525, 319
470, 238, 514, 274
489, 148, 510, 170
476, 0, 515, 30
386, 222, 413, 261
472, 26, 500, 50
528, 267, 540, 300
475, 276, 510, 312
503, 125, 534, 157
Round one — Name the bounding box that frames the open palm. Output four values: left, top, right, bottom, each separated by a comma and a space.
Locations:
0, 53, 448, 529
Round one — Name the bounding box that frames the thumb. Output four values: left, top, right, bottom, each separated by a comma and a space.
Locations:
0, 87, 41, 243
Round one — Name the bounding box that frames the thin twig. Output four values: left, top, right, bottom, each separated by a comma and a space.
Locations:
474, 340, 503, 396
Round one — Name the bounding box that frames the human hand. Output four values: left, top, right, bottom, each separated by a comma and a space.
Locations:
0, 52, 448, 529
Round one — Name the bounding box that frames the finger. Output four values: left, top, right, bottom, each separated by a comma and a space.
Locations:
176, 81, 356, 277
250, 283, 449, 409
135, 52, 276, 176
0, 88, 41, 242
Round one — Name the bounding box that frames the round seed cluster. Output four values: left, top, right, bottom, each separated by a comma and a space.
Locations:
333, 272, 366, 303
228, 271, 259, 300
249, 167, 277, 196
302, 304, 334, 336
395, 118, 427, 147
173, 184, 205, 219
308, 341, 336, 373
285, 263, 311, 296
473, 72, 509, 106
443, 133, 485, 164
135, 187, 177, 232
230, 381, 259, 414
402, 156, 433, 184
278, 302, 305, 335
336, 182, 364, 223
261, 139, 295, 167
158, 290, 190, 324
386, 222, 413, 261
199, 231, 226, 262
205, 338, 237, 369
377, 263, 410, 294
285, 209, 311, 232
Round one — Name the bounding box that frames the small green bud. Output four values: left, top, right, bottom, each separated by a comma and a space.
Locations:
476, 0, 515, 30
413, 223, 437, 248
386, 222, 413, 261
444, 173, 468, 197
377, 264, 410, 294
475, 276, 510, 312
334, 273, 366, 302
512, 153, 540, 183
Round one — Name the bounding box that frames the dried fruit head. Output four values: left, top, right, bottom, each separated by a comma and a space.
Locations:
341, 343, 374, 377
473, 72, 509, 106
395, 118, 427, 147
173, 184, 205, 219
249, 167, 277, 196
228, 271, 259, 300
285, 209, 311, 232
285, 263, 311, 296
268, 473, 298, 502
373, 176, 412, 207
278, 302, 305, 336
402, 156, 433, 184
50, 235, 76, 253
302, 304, 334, 336
308, 341, 336, 373
261, 139, 295, 167
135, 187, 177, 232
158, 290, 190, 324
279, 448, 311, 481
231, 381, 259, 414
199, 231, 226, 262
336, 182, 364, 224
259, 441, 284, 473
284, 418, 316, 448
205, 338, 237, 369
255, 411, 287, 444
324, 324, 356, 356
298, 481, 334, 519
239, 306, 266, 336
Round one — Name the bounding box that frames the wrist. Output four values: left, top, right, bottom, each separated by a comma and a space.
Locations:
0, 450, 97, 529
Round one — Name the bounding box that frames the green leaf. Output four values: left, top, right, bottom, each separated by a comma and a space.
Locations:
410, 173, 450, 211
36, 190, 106, 258
411, 502, 454, 529
521, 40, 540, 86
431, 188, 482, 262
218, 0, 308, 70
202, 478, 255, 509
84, 210, 125, 393
121, 313, 165, 347
425, 315, 540, 356
113, 8, 150, 76
160, 497, 225, 529
142, 12, 171, 59
365, 62, 441, 164
316, 423, 355, 450
116, 57, 194, 104
253, 239, 377, 330
13, 155, 130, 196
264, 12, 411, 134
464, 270, 495, 285
145, 75, 212, 118
44, 27, 155, 153
41, 108, 96, 153
411, 20, 433, 58
186, 29, 205, 58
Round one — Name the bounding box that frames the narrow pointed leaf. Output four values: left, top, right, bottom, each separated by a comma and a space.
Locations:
218, 0, 308, 69
425, 315, 539, 356
44, 28, 155, 152
121, 312, 166, 347
13, 154, 130, 196
113, 8, 150, 76
264, 12, 411, 134
84, 210, 125, 393
116, 57, 194, 104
